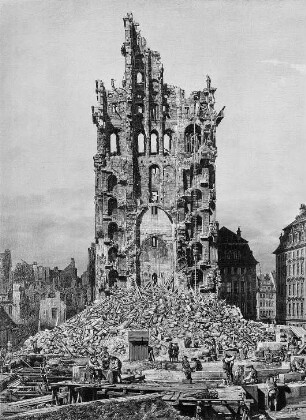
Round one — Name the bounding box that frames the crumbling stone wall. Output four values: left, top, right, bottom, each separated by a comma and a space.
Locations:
92, 13, 225, 296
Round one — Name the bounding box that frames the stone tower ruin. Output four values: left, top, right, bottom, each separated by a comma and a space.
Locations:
92, 13, 224, 297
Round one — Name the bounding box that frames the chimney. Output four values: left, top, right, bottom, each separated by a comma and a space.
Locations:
237, 227, 241, 239
300, 204, 306, 215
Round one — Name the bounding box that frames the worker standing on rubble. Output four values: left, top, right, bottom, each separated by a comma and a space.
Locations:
222, 353, 235, 385
168, 343, 174, 362
172, 343, 179, 362
182, 356, 192, 383
100, 346, 110, 379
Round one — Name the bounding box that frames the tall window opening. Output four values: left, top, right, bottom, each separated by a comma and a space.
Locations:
164, 133, 171, 154
152, 236, 158, 247
108, 175, 117, 192
110, 133, 118, 154
137, 133, 145, 154
108, 198, 117, 216
191, 189, 202, 210
136, 72, 143, 84
108, 222, 118, 241
185, 124, 201, 153
150, 132, 158, 154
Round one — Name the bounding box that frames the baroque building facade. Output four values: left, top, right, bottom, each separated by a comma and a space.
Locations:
274, 205, 306, 326
92, 14, 224, 296
256, 272, 276, 323
217, 227, 258, 320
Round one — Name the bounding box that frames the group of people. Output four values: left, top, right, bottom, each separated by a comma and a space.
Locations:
87, 347, 122, 384
168, 343, 179, 362
222, 353, 258, 385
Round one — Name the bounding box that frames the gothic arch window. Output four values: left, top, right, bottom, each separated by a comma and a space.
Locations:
190, 269, 203, 289
108, 198, 117, 216
136, 72, 143, 84
191, 242, 203, 260
108, 222, 118, 241
108, 175, 117, 192
137, 133, 145, 155
110, 133, 119, 155
184, 124, 201, 153
150, 131, 158, 154
149, 164, 160, 202
191, 189, 202, 210
151, 104, 158, 121
191, 215, 202, 237
163, 132, 171, 154
108, 247, 118, 263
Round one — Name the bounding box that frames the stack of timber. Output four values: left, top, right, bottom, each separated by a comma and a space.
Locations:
21, 285, 275, 358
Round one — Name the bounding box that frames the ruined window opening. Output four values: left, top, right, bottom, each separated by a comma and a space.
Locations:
151, 206, 158, 216
51, 308, 58, 320
150, 191, 159, 203
151, 104, 158, 121
108, 175, 117, 192
108, 247, 118, 263
152, 236, 157, 247
110, 133, 118, 154
137, 104, 144, 114
152, 273, 158, 285
164, 133, 171, 154
137, 133, 145, 154
136, 72, 143, 84
108, 222, 118, 241
108, 198, 117, 216
185, 124, 201, 153
191, 215, 202, 237
150, 132, 158, 154
191, 189, 202, 210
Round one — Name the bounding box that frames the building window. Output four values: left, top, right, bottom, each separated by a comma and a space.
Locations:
302, 302, 304, 316
293, 302, 296, 316
150, 132, 158, 154
137, 133, 145, 154
185, 124, 201, 153
136, 72, 143, 84
51, 308, 58, 320
289, 284, 291, 296
110, 133, 118, 154
151, 191, 159, 202
302, 264, 304, 275
152, 236, 157, 247
108, 198, 118, 216
164, 133, 171, 154
108, 175, 117, 192
151, 206, 158, 216
8, 305, 12, 315
288, 303, 291, 316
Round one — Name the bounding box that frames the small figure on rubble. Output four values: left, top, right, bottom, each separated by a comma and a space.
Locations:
168, 343, 174, 362
190, 357, 203, 372
148, 345, 155, 362
184, 336, 192, 349
182, 356, 192, 383
172, 343, 179, 362
266, 375, 278, 411
107, 356, 122, 384
100, 346, 110, 379
243, 365, 258, 384
222, 353, 235, 385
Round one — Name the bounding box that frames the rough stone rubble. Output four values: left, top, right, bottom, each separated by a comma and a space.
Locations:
23, 285, 275, 358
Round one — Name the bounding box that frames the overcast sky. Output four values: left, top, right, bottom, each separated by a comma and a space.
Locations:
0, 0, 305, 274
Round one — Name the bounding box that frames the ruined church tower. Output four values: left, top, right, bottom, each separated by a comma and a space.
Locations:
92, 13, 224, 297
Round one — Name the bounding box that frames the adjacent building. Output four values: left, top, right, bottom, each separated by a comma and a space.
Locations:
274, 204, 306, 326
0, 249, 12, 299
92, 13, 224, 297
257, 272, 276, 323
217, 227, 258, 320
39, 291, 66, 329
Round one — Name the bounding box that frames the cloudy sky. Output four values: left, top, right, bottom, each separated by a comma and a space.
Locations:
0, 0, 305, 273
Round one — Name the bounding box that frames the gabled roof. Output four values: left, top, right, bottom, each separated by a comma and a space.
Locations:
218, 226, 248, 244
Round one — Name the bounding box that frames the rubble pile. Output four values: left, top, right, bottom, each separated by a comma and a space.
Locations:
23, 285, 275, 357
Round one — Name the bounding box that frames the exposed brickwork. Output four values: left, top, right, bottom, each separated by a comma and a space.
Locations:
92, 13, 224, 296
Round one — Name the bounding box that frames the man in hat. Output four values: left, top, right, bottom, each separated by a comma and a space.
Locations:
107, 355, 122, 384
